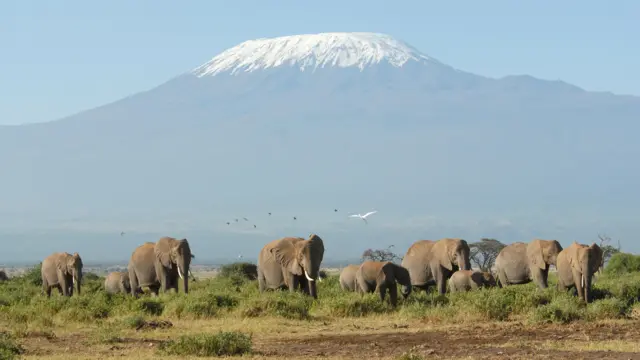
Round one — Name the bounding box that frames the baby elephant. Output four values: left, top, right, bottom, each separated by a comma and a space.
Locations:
355, 261, 412, 306
104, 271, 132, 295
339, 264, 360, 292
448, 270, 497, 293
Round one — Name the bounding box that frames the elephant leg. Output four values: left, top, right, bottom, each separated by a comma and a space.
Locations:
129, 269, 140, 297
153, 262, 169, 293
435, 268, 448, 295
257, 267, 266, 293
376, 284, 386, 303
572, 269, 584, 300
497, 268, 509, 287
42, 278, 50, 297
387, 283, 398, 306
530, 267, 548, 289
59, 272, 70, 296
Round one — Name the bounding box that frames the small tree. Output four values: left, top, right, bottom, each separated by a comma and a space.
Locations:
469, 238, 506, 272
597, 234, 621, 272
361, 245, 401, 263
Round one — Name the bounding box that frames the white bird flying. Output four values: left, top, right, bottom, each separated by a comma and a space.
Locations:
348, 210, 378, 224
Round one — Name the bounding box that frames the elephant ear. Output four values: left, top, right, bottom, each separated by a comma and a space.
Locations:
567, 242, 582, 272
438, 240, 454, 271
55, 254, 68, 274
270, 239, 302, 276
589, 243, 604, 273
527, 240, 546, 270
154, 238, 174, 268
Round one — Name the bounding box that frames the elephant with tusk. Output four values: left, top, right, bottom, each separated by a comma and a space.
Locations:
41, 252, 83, 297
128, 237, 192, 296
401, 238, 471, 295
339, 264, 360, 292
257, 234, 325, 299
448, 270, 497, 293
495, 239, 563, 289
355, 261, 411, 307
556, 241, 603, 303
104, 271, 132, 295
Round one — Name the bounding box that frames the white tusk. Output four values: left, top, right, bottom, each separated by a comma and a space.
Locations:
304, 270, 314, 282
73, 277, 76, 285
178, 267, 184, 280
581, 274, 584, 288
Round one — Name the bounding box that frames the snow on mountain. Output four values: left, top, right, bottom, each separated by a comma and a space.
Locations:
192, 32, 445, 77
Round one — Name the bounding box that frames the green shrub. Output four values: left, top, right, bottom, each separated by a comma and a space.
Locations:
0, 332, 24, 360
218, 262, 258, 281
586, 298, 629, 320
530, 294, 585, 324
157, 332, 252, 357
240, 292, 312, 320
605, 253, 640, 274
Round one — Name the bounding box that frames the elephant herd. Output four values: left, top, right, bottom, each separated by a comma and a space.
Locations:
337, 238, 605, 306
38, 236, 195, 298
32, 233, 604, 306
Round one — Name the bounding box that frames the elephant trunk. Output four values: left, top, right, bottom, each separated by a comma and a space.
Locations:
73, 270, 81, 296
177, 264, 189, 294
308, 278, 318, 299
458, 250, 471, 271
582, 255, 592, 303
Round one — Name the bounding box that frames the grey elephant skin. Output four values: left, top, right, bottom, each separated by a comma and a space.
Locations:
448, 270, 497, 293
494, 239, 563, 289
257, 234, 325, 299
339, 264, 360, 291
41, 252, 83, 297
128, 237, 193, 296
556, 242, 603, 303
355, 261, 411, 306
401, 238, 471, 295
104, 271, 132, 295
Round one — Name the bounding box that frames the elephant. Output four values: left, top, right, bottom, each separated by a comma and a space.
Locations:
447, 270, 497, 293
355, 261, 411, 306
0, 270, 8, 281
104, 271, 132, 295
401, 238, 471, 295
339, 264, 360, 291
257, 234, 325, 299
556, 242, 603, 303
41, 252, 83, 297
128, 237, 193, 296
494, 239, 563, 289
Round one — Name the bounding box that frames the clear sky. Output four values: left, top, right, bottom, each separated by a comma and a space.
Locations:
1, 1, 637, 125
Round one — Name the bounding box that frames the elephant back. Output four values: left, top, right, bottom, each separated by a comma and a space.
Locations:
401, 240, 436, 286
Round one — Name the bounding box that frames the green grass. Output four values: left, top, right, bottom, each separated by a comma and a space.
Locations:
157, 331, 253, 357
1, 263, 640, 355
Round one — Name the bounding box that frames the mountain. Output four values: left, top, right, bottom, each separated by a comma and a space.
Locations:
1, 32, 639, 262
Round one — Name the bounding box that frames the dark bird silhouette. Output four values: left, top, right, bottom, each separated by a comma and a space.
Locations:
334, 209, 338, 212
120, 231, 125, 236
226, 222, 230, 225
268, 212, 272, 216
234, 219, 238, 222
243, 217, 249, 221
253, 224, 257, 228
293, 216, 297, 220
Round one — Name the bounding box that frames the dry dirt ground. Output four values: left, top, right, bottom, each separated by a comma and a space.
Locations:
16, 318, 640, 360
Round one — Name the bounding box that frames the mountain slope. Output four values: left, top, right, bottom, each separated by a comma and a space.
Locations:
1, 32, 639, 261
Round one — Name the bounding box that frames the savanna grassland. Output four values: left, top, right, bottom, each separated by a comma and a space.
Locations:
1, 260, 640, 360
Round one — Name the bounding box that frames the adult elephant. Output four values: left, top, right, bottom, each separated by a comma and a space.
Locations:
41, 252, 83, 297
104, 271, 132, 295
556, 242, 603, 303
494, 239, 563, 289
401, 238, 471, 295
355, 261, 411, 306
448, 270, 497, 293
128, 237, 192, 296
257, 234, 325, 299
339, 264, 360, 292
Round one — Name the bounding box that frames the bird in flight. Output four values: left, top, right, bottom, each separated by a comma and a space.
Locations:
268, 212, 272, 216
234, 219, 238, 222
226, 222, 230, 225
243, 217, 248, 221
349, 210, 378, 224
293, 216, 297, 220
120, 231, 125, 237
334, 209, 338, 212
238, 254, 243, 260
253, 224, 257, 228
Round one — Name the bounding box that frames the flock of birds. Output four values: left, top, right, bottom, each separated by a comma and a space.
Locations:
222, 209, 379, 229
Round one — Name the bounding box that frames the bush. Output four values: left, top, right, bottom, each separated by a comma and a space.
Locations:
0, 332, 24, 360
157, 332, 252, 357
218, 262, 258, 281
605, 253, 640, 275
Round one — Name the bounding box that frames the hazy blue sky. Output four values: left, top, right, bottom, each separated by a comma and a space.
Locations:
1, 1, 637, 125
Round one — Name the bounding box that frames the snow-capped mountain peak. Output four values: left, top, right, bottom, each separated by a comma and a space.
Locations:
192, 32, 441, 77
